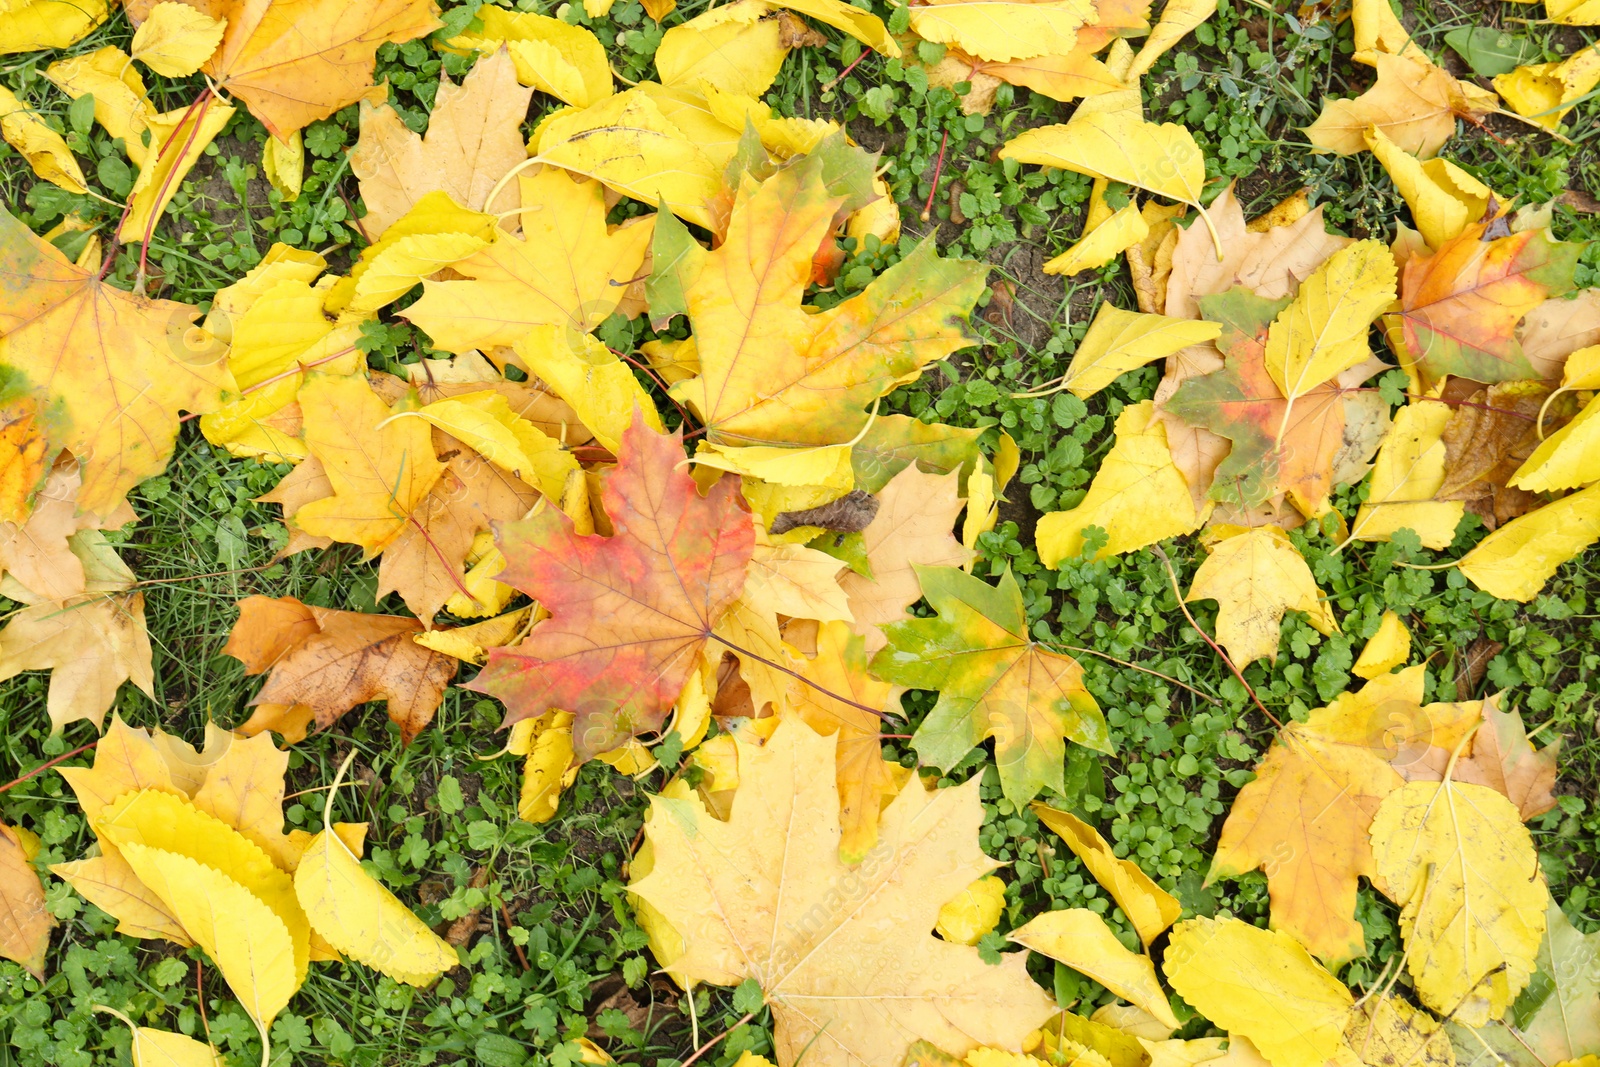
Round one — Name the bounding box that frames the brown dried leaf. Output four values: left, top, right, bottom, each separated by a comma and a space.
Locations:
225, 596, 457, 743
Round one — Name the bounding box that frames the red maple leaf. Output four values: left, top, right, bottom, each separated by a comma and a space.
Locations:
470, 414, 754, 758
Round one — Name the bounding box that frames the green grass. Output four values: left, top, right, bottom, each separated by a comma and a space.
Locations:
2, 0, 1599, 1064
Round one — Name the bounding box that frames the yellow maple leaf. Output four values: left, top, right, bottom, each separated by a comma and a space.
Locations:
404, 169, 653, 353
742, 532, 853, 624
0, 209, 232, 523
1207, 669, 1448, 964
350, 48, 534, 239
0, 457, 134, 601
0, 820, 50, 977
632, 719, 1057, 1067
1306, 52, 1495, 159
663, 153, 987, 451
0, 533, 153, 733
1165, 916, 1354, 1067
1370, 779, 1547, 1025
190, 732, 300, 872
838, 465, 972, 652
1186, 526, 1338, 668
290, 373, 445, 554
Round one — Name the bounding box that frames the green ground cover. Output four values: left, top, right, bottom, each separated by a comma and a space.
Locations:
0, 0, 1597, 1064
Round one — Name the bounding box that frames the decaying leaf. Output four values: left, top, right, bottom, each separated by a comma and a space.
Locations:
1344, 998, 1454, 1067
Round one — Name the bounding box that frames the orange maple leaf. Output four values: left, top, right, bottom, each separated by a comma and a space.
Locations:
472, 415, 754, 758
127, 0, 441, 139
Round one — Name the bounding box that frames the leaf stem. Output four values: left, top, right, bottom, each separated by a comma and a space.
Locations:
1049, 642, 1221, 705
0, 740, 98, 797
139, 88, 217, 293
1195, 201, 1224, 261
821, 48, 871, 93
920, 129, 949, 223
704, 630, 898, 721
679, 1010, 756, 1067
325, 750, 357, 826
1151, 545, 1284, 729
178, 345, 362, 423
